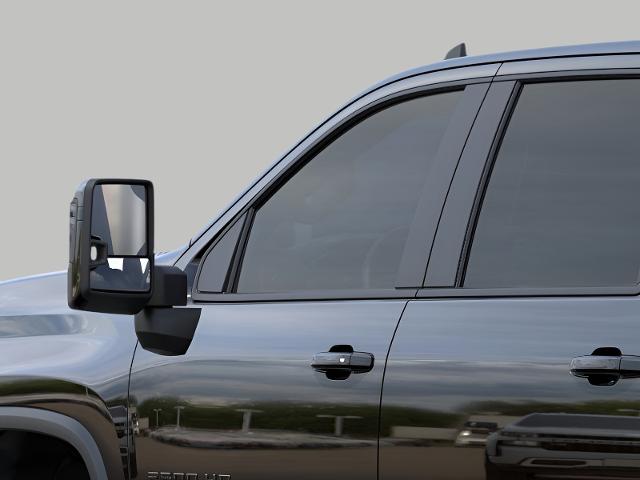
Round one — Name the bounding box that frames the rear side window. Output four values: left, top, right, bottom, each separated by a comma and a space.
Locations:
465, 79, 640, 288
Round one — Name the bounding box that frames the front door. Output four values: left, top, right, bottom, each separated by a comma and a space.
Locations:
128, 80, 485, 479
380, 75, 640, 479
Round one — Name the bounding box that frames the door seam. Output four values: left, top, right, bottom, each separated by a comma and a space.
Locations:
376, 299, 411, 480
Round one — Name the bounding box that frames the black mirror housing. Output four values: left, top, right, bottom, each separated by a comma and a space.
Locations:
68, 178, 201, 356
68, 178, 154, 314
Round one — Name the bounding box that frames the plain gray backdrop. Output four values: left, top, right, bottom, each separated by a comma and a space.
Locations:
2, 0, 639, 281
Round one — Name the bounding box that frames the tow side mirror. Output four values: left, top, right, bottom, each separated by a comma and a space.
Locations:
68, 179, 154, 314
68, 178, 201, 356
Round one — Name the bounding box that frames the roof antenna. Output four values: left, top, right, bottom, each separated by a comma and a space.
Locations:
445, 43, 467, 60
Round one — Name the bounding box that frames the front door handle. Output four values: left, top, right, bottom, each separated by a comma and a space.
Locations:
570, 347, 640, 386
311, 345, 374, 379
312, 351, 374, 373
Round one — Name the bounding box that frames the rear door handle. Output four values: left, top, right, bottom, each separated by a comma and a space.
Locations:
311, 346, 374, 374
570, 347, 640, 386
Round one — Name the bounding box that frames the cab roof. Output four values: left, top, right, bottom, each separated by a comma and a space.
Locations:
374, 40, 640, 91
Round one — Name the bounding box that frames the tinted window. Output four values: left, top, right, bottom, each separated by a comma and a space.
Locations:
465, 80, 640, 288
237, 91, 462, 293
197, 216, 244, 293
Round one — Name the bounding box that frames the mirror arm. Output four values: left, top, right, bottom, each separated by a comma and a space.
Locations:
134, 307, 201, 356
135, 265, 202, 356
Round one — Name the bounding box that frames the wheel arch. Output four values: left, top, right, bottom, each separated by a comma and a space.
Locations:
0, 406, 108, 480
0, 376, 128, 480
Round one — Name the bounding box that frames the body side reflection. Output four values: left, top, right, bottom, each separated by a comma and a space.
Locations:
380, 297, 640, 480
129, 300, 406, 480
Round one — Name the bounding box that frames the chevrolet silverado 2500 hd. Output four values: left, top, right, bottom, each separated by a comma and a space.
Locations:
3, 41, 640, 480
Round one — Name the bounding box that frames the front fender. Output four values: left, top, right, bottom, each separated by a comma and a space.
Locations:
0, 272, 139, 479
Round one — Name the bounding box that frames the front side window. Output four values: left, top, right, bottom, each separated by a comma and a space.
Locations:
235, 91, 462, 293
465, 79, 640, 288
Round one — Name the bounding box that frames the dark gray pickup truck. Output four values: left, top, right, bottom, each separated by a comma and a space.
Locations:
3, 41, 640, 480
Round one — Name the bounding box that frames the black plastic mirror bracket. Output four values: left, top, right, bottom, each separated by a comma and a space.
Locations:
134, 307, 201, 356
147, 265, 188, 307
134, 266, 201, 355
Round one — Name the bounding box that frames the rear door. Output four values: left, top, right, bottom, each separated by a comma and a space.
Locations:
128, 67, 495, 480
380, 57, 640, 480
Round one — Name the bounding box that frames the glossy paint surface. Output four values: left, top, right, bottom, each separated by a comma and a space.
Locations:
129, 300, 406, 479
0, 272, 138, 479
381, 297, 640, 479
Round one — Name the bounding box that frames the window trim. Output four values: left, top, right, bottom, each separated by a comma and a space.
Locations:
424, 68, 640, 297
456, 80, 522, 287
195, 288, 418, 303
190, 75, 496, 303
417, 285, 640, 299
193, 211, 250, 294
423, 80, 517, 287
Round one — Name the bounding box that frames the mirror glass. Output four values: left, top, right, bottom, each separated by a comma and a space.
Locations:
91, 184, 147, 256
90, 184, 150, 292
